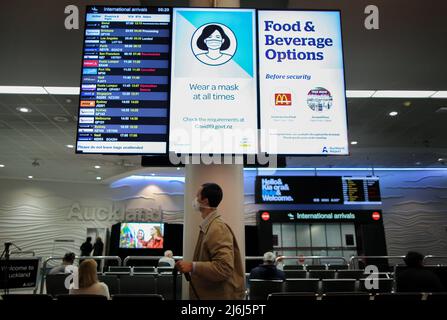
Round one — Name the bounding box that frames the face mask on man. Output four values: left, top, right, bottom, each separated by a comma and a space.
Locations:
192, 197, 213, 211
192, 197, 201, 211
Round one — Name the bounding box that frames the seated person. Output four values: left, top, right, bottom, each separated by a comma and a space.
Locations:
49, 252, 77, 275
396, 251, 445, 292
158, 250, 175, 267
69, 259, 110, 299
249, 252, 286, 281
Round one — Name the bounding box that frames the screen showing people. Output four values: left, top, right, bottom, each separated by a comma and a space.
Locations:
119, 222, 164, 249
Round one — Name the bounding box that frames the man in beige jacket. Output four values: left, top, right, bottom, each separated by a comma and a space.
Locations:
176, 183, 245, 300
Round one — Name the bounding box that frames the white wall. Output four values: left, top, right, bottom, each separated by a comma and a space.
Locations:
0, 169, 446, 260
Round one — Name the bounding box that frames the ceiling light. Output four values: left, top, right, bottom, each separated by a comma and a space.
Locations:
65, 144, 74, 149
373, 90, 435, 98
0, 86, 47, 94
431, 91, 447, 98
53, 116, 69, 122
350, 141, 358, 145
403, 101, 412, 107
389, 111, 398, 117
17, 107, 31, 113
345, 90, 375, 98
44, 87, 80, 95
415, 162, 422, 165
438, 158, 445, 162
96, 176, 102, 180
176, 167, 181, 170
0, 164, 5, 168
94, 165, 101, 169
27, 175, 33, 179
151, 173, 155, 176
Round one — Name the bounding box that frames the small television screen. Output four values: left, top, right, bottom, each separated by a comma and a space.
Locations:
119, 222, 164, 249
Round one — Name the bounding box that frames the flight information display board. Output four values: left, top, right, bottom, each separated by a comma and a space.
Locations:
255, 176, 381, 205
76, 6, 171, 154
342, 177, 382, 205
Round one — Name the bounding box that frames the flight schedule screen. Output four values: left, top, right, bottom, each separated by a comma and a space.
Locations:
76, 6, 171, 154
342, 177, 382, 205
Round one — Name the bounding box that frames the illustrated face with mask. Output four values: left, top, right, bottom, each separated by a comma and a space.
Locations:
204, 30, 224, 50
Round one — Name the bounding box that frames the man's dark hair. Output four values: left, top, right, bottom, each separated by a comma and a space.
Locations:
86, 237, 92, 242
196, 25, 231, 51
63, 252, 75, 264
200, 183, 223, 208
404, 251, 424, 267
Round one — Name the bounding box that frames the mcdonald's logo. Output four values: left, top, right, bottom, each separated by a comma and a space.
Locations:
274, 93, 292, 106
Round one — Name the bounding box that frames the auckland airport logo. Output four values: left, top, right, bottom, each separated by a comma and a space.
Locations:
191, 23, 237, 66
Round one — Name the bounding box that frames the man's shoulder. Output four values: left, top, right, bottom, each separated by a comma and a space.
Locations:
208, 216, 231, 232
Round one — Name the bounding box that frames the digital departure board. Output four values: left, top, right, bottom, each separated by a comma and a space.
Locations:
342, 177, 382, 205
255, 176, 382, 205
76, 6, 171, 154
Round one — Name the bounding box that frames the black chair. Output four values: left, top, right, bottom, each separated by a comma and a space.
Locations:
359, 278, 393, 293
112, 294, 164, 302
46, 274, 69, 296
337, 270, 366, 279
98, 274, 120, 295
158, 261, 172, 267
157, 266, 174, 273
108, 266, 131, 274
284, 279, 319, 293
57, 294, 108, 301
309, 270, 336, 279
306, 265, 327, 271
321, 292, 371, 302
119, 275, 157, 294
328, 265, 349, 270
322, 279, 356, 293
133, 266, 156, 274
104, 271, 131, 276
373, 292, 423, 301
360, 272, 390, 279
249, 279, 283, 300
395, 265, 447, 292
156, 274, 182, 300
2, 294, 53, 302
426, 293, 447, 301
267, 292, 317, 301
284, 270, 307, 279
283, 265, 305, 271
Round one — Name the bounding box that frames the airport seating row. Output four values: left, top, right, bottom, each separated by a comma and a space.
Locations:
283, 264, 348, 271
2, 292, 446, 302
283, 269, 391, 280
267, 292, 447, 301
248, 278, 395, 299
45, 273, 181, 300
